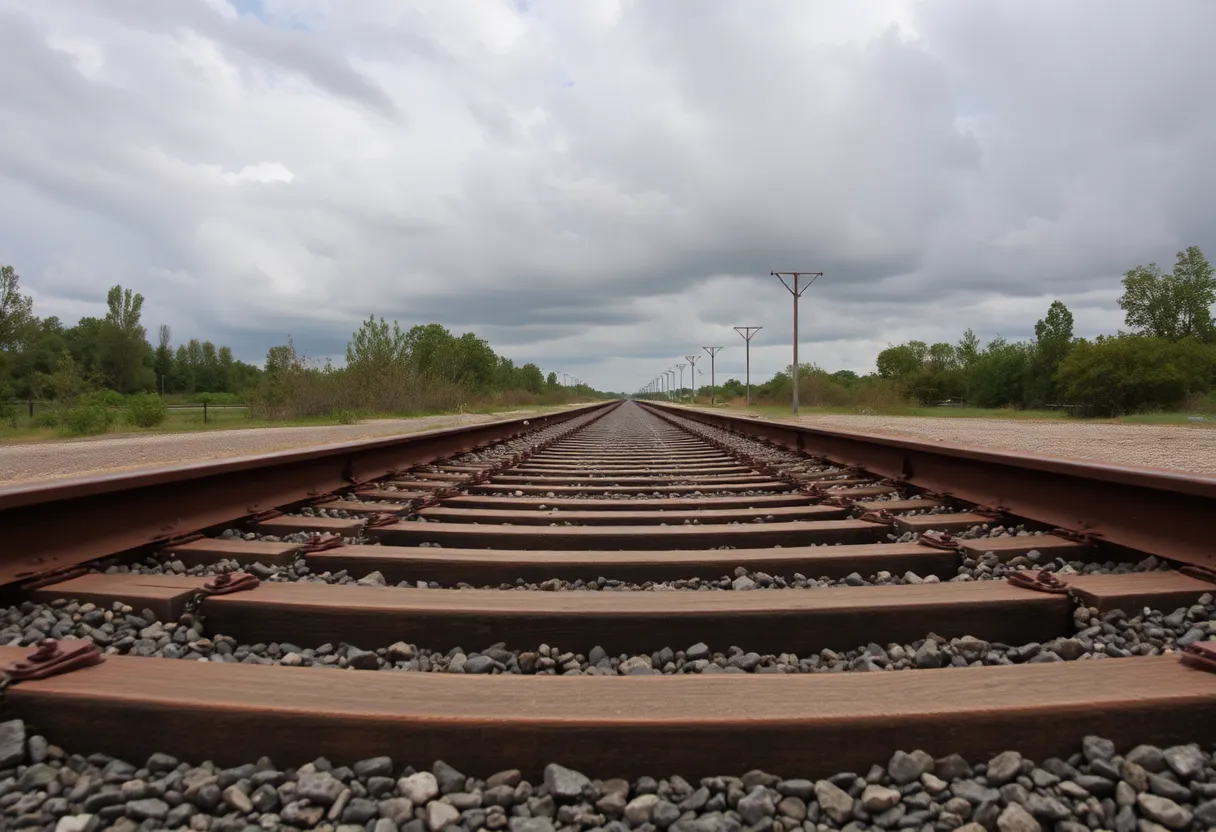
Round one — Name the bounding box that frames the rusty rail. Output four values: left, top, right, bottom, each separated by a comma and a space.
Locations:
0, 402, 616, 586
642, 402, 1216, 571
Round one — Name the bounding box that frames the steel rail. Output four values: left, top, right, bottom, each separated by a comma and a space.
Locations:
0, 402, 616, 586
642, 401, 1216, 570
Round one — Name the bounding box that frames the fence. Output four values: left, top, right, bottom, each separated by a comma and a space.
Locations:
8, 400, 249, 425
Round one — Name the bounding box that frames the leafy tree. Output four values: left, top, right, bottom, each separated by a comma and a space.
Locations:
170, 344, 195, 393
64, 317, 106, 384
451, 332, 497, 389
154, 325, 173, 394
965, 338, 1031, 408
518, 363, 545, 394
347, 315, 409, 375
719, 378, 746, 399
546, 371, 559, 388
0, 264, 33, 351
1118, 246, 1216, 341
101, 285, 154, 393
1026, 300, 1075, 406
876, 342, 926, 379
1056, 335, 1216, 416
956, 329, 980, 369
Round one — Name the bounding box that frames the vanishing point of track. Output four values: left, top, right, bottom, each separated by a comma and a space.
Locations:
1, 400, 1215, 831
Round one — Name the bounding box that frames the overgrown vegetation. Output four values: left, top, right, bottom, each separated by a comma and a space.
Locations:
1, 264, 598, 438
658, 246, 1216, 418
249, 319, 590, 420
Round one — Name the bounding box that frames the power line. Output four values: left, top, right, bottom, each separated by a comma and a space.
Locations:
684, 354, 700, 402
771, 271, 823, 414
702, 346, 724, 405
732, 326, 762, 405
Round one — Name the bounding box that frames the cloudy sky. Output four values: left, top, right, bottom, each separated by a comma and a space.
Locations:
2, 0, 1215, 393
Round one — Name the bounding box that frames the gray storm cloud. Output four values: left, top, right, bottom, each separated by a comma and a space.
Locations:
1, 0, 1214, 391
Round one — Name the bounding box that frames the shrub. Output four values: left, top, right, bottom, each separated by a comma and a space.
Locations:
191, 392, 245, 406
125, 393, 168, 428
59, 405, 115, 437
82, 389, 125, 408
30, 411, 59, 428
1056, 335, 1216, 416
330, 408, 359, 425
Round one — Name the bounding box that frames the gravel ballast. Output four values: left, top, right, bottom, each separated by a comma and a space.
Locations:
1, 728, 1214, 831
8, 593, 1211, 676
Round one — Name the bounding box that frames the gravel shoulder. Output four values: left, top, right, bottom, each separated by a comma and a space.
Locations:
684, 408, 1216, 476
0, 410, 551, 486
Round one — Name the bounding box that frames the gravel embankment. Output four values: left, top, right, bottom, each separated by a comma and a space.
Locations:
0, 411, 558, 487
723, 411, 1216, 475
1, 722, 1213, 831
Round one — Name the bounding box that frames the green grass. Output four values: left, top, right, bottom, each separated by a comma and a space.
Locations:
686, 400, 1216, 426
0, 401, 577, 444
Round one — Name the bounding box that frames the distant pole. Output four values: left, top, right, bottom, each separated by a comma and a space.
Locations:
676, 363, 686, 401
772, 271, 822, 415
684, 355, 700, 401
733, 326, 762, 405
667, 369, 675, 401
702, 346, 723, 405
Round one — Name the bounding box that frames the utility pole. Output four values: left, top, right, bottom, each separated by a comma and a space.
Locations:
733, 326, 762, 405
676, 363, 686, 401
667, 369, 675, 401
702, 346, 723, 405
772, 271, 822, 414
684, 355, 700, 401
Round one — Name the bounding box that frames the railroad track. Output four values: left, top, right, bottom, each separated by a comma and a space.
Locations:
1, 399, 1215, 831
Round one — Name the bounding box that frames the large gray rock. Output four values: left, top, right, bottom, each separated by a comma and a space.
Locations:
296, 771, 345, 806
813, 780, 853, 824
399, 772, 440, 805
1137, 793, 1192, 830
0, 720, 26, 768
736, 786, 774, 825
543, 763, 589, 801
996, 803, 1040, 832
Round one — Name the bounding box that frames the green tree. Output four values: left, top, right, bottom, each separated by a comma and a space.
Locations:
546, 371, 559, 388
451, 332, 497, 389
347, 315, 409, 374
1027, 300, 1075, 406
101, 285, 154, 393
153, 325, 173, 394
63, 317, 106, 386
1118, 246, 1216, 341
965, 338, 1031, 408
956, 329, 980, 369
1056, 335, 1216, 416
875, 342, 925, 379
0, 264, 33, 352
518, 363, 545, 394
170, 344, 195, 393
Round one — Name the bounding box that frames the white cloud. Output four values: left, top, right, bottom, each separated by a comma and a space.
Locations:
1, 0, 1215, 392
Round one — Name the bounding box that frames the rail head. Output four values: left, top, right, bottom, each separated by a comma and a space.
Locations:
641, 401, 1216, 570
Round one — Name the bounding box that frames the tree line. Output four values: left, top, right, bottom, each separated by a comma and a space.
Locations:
704, 246, 1216, 417
0, 266, 260, 403
869, 246, 1216, 415
252, 316, 585, 419
0, 263, 590, 429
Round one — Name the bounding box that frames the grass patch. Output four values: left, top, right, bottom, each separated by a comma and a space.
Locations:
712, 402, 1069, 420
701, 400, 1216, 426
0, 401, 578, 444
